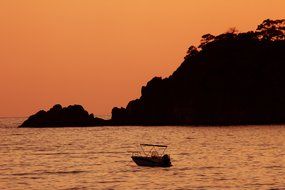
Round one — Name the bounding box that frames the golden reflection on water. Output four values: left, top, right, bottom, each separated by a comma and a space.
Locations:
0, 125, 284, 189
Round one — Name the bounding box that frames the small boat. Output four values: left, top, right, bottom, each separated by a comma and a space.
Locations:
131, 144, 172, 167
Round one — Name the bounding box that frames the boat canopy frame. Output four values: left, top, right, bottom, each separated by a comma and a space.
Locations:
140, 144, 168, 148
138, 144, 168, 157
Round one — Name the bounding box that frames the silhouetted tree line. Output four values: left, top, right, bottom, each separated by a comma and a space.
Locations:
112, 19, 285, 125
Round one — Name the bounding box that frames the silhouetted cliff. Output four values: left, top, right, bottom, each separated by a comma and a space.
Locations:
20, 19, 285, 127
19, 104, 106, 128
111, 19, 285, 125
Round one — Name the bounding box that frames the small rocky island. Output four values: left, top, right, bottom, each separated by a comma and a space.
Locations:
19, 104, 106, 128
20, 19, 285, 127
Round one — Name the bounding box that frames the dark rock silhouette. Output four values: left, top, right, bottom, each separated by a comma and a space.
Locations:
111, 19, 285, 125
19, 104, 107, 128
20, 19, 285, 127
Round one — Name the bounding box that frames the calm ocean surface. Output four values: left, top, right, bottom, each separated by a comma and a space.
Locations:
0, 118, 284, 190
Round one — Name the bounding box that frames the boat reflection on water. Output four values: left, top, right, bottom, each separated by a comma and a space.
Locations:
131, 144, 172, 167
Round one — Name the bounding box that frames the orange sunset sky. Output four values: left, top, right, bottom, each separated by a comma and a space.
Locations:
0, 0, 284, 117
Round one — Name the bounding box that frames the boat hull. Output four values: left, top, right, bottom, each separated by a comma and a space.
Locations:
131, 156, 172, 167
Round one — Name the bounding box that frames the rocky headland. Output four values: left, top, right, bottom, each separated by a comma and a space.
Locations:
20, 19, 285, 127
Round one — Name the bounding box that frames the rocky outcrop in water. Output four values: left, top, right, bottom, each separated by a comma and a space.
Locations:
19, 104, 106, 128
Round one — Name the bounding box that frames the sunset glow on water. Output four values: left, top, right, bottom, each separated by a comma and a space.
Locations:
0, 119, 284, 189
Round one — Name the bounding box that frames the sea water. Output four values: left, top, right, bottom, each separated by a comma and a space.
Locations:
0, 118, 284, 189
